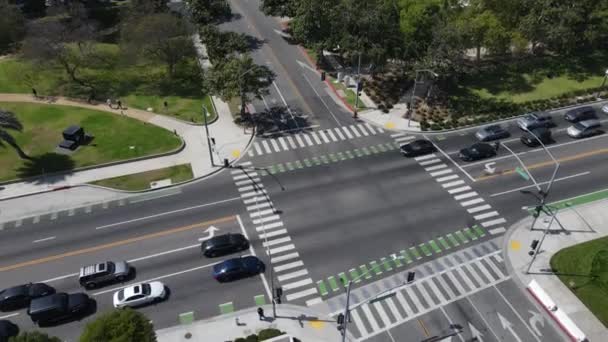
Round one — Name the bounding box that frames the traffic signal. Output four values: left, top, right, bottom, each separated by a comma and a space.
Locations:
275, 287, 283, 304
337, 313, 345, 325
407, 271, 416, 283
321, 71, 326, 81
530, 240, 539, 250
533, 205, 543, 218
357, 81, 363, 92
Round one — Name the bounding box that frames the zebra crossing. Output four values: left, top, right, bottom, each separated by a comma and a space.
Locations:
391, 132, 507, 236
325, 239, 509, 341
231, 162, 322, 306
247, 123, 384, 157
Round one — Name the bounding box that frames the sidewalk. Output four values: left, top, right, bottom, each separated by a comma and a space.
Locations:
155, 304, 344, 342
505, 197, 608, 341
358, 103, 421, 133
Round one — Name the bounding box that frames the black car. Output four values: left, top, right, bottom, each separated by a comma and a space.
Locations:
0, 283, 55, 311
202, 233, 249, 258
459, 143, 497, 162
27, 292, 93, 325
400, 139, 435, 157
520, 127, 552, 147
212, 256, 265, 282
0, 320, 18, 342
564, 106, 597, 123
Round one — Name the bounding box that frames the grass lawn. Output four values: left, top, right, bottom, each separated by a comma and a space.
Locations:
551, 236, 608, 327
0, 102, 181, 182
0, 44, 217, 123
329, 77, 366, 110
91, 164, 193, 191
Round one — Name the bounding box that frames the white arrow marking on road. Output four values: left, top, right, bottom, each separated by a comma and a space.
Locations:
498, 312, 522, 342
296, 59, 319, 74
198, 225, 219, 242
484, 162, 496, 174
469, 322, 484, 342
528, 310, 544, 337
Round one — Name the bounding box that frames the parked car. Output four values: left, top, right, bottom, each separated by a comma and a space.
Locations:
213, 256, 265, 283
517, 112, 554, 130
459, 143, 497, 162
0, 320, 18, 342
567, 119, 602, 139
564, 106, 597, 123
475, 125, 510, 141
520, 127, 553, 147
602, 104, 608, 114
79, 261, 132, 289
400, 139, 436, 157
0, 283, 55, 311
113, 282, 166, 308
27, 293, 93, 325
202, 233, 249, 258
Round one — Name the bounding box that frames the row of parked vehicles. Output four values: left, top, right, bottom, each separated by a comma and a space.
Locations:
401, 105, 606, 161
0, 233, 260, 336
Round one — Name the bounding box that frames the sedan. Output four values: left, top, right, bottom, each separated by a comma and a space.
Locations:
0, 283, 55, 311
475, 125, 510, 141
602, 104, 608, 114
213, 256, 265, 283
400, 139, 435, 157
202, 233, 249, 258
113, 282, 166, 308
459, 143, 497, 162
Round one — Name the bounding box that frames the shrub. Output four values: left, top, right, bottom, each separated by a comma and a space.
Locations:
245, 334, 258, 342
235, 339, 246, 342
80, 308, 155, 342
258, 329, 284, 340
430, 123, 442, 130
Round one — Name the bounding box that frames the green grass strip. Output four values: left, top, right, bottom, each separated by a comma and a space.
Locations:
473, 225, 486, 237
419, 243, 433, 256
320, 155, 329, 164
219, 302, 234, 314
438, 237, 451, 250
409, 247, 422, 260
377, 144, 387, 152
349, 268, 360, 283
317, 280, 329, 296
392, 254, 404, 268
380, 257, 393, 271
303, 158, 312, 167
286, 162, 294, 171
369, 261, 383, 275
447, 233, 460, 247
429, 240, 442, 253
359, 265, 372, 279
294, 160, 304, 169
345, 150, 355, 159
328, 276, 339, 292
254, 295, 266, 306
464, 227, 477, 241
400, 250, 413, 264
337, 152, 346, 160
362, 147, 371, 155
338, 272, 348, 287
277, 163, 286, 173
455, 230, 469, 243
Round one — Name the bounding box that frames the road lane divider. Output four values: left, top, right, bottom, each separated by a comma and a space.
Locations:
0, 215, 235, 272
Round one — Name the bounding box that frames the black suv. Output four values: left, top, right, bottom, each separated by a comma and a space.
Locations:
564, 106, 597, 123
0, 283, 55, 311
79, 261, 132, 289
202, 233, 249, 258
27, 293, 93, 325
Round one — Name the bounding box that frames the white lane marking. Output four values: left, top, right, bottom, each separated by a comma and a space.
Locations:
261, 140, 272, 153
278, 269, 308, 282
33, 236, 56, 243
489, 227, 507, 235
282, 278, 313, 290
373, 301, 392, 327
357, 124, 370, 136
361, 304, 381, 331
249, 209, 275, 217
426, 135, 477, 182
460, 198, 485, 207
271, 252, 299, 263
262, 236, 291, 247
474, 211, 499, 220
395, 135, 416, 143
303, 134, 314, 146
272, 81, 299, 129
286, 136, 297, 149
270, 139, 281, 152
306, 297, 323, 306
94, 197, 241, 230
285, 287, 317, 301
255, 221, 284, 232
259, 229, 287, 240
437, 174, 459, 182
334, 127, 346, 140
454, 192, 478, 200
467, 204, 492, 214
274, 260, 304, 272
414, 153, 436, 161
278, 137, 289, 150
350, 308, 370, 336
0, 313, 19, 319
310, 131, 323, 144
252, 215, 280, 225
326, 129, 338, 142
419, 158, 441, 166
490, 171, 591, 197
318, 130, 331, 143
430, 169, 454, 177
493, 285, 542, 342
481, 218, 507, 227
425, 164, 448, 172
268, 244, 295, 255
301, 71, 341, 125
447, 186, 472, 194
442, 180, 465, 188
342, 126, 354, 139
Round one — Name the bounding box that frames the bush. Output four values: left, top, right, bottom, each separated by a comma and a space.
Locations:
245, 334, 258, 342
430, 123, 442, 130
10, 331, 61, 342
235, 339, 246, 342
258, 328, 284, 340
80, 308, 156, 342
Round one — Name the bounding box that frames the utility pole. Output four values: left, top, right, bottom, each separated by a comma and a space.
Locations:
353, 52, 362, 119
202, 105, 214, 166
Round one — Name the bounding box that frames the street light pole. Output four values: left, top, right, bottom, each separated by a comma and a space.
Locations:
202, 105, 214, 166
353, 52, 362, 119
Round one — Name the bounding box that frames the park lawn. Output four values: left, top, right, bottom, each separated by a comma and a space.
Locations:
91, 164, 193, 190
0, 102, 181, 182
122, 94, 216, 124
551, 236, 608, 327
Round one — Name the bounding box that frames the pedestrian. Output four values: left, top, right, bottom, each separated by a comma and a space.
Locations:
163, 100, 168, 110
493, 141, 500, 151
32, 88, 38, 99
106, 98, 112, 109
117, 99, 122, 109
257, 307, 265, 321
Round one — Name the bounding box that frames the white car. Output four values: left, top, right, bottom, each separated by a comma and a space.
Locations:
602, 104, 608, 114
113, 282, 166, 308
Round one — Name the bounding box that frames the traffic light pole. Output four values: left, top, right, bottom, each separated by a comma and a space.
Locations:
202, 105, 214, 166
353, 53, 362, 119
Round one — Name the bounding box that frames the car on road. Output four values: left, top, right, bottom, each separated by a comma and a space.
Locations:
400, 139, 436, 157
517, 112, 554, 130
113, 282, 166, 308
563, 106, 597, 123
0, 320, 18, 342
567, 119, 602, 139
0, 283, 55, 311
213, 256, 265, 282
458, 143, 497, 162
520, 127, 552, 147
79, 260, 132, 289
27, 292, 93, 325
602, 104, 608, 114
202, 233, 249, 258
475, 125, 510, 142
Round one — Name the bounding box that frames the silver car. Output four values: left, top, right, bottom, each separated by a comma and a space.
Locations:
567, 119, 601, 138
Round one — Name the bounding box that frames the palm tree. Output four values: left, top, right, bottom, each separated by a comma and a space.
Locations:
0, 108, 30, 159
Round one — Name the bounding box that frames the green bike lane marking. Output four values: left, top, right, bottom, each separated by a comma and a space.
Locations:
473, 225, 486, 237
543, 188, 608, 211
400, 250, 413, 264
463, 227, 477, 241
438, 237, 451, 250
254, 295, 266, 306
419, 243, 432, 257
286, 161, 295, 171
380, 257, 393, 271
328, 276, 339, 292
349, 268, 360, 282
455, 230, 469, 244
369, 261, 383, 275
409, 247, 422, 260
219, 302, 234, 314
428, 240, 442, 253
317, 280, 329, 296
447, 233, 460, 247
359, 265, 372, 279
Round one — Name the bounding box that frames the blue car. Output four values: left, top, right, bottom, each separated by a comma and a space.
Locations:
213, 256, 265, 282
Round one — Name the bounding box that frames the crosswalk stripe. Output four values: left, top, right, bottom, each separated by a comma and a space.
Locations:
303, 134, 314, 146
414, 154, 436, 161
295, 134, 306, 147
488, 254, 507, 277
239, 161, 253, 166
454, 192, 478, 200
241, 190, 267, 199
283, 278, 313, 290
462, 264, 485, 287
278, 137, 289, 150
415, 283, 436, 307
385, 297, 403, 320
430, 169, 453, 177
252, 215, 280, 224
445, 271, 466, 295
318, 130, 331, 143
474, 260, 497, 282
270, 139, 281, 152
489, 227, 506, 235
231, 169, 245, 175
235, 178, 260, 186
372, 301, 392, 327
248, 150, 254, 157
342, 126, 354, 139
249, 209, 275, 217
474, 211, 499, 220
262, 236, 291, 247
377, 126, 385, 133
247, 202, 272, 211
326, 129, 338, 142
274, 260, 304, 272
425, 164, 447, 172
233, 172, 258, 180
268, 244, 295, 255
259, 229, 287, 239
434, 275, 456, 299
390, 132, 406, 137
436, 174, 459, 182
285, 287, 317, 301
349, 125, 362, 138
454, 266, 476, 291
350, 308, 370, 336
442, 180, 465, 188
426, 278, 448, 302
306, 297, 323, 306
238, 185, 257, 192
334, 127, 346, 140
255, 221, 283, 232
481, 218, 507, 227
254, 142, 263, 155
278, 269, 308, 282
395, 136, 416, 143
448, 186, 472, 194
419, 158, 441, 166
361, 304, 381, 331
243, 195, 268, 204
467, 204, 491, 213
261, 140, 272, 153
365, 123, 377, 134
404, 286, 425, 311
286, 136, 297, 149
271, 252, 299, 263
357, 124, 370, 136
310, 132, 323, 144
395, 291, 414, 317
460, 198, 484, 206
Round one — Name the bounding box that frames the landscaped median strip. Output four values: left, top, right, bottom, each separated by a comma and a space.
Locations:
315, 226, 488, 297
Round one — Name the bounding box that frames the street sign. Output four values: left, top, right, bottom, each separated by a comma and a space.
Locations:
515, 167, 530, 181
369, 292, 396, 304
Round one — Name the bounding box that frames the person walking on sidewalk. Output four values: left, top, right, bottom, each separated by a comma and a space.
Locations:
257, 307, 265, 321
32, 88, 38, 99
117, 99, 123, 109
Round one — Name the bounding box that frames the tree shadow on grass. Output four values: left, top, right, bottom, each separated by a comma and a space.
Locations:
16, 153, 76, 184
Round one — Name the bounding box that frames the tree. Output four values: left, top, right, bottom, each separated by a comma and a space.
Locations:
80, 308, 156, 342
0, 0, 26, 54
200, 25, 250, 64
187, 0, 231, 25
128, 0, 168, 15
121, 13, 195, 77
290, 0, 341, 66
9, 331, 61, 342
0, 109, 29, 160
21, 0, 46, 18
397, 0, 445, 61
259, 0, 298, 17
206, 55, 274, 118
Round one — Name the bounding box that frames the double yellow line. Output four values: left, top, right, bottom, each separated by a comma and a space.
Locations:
0, 215, 235, 272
